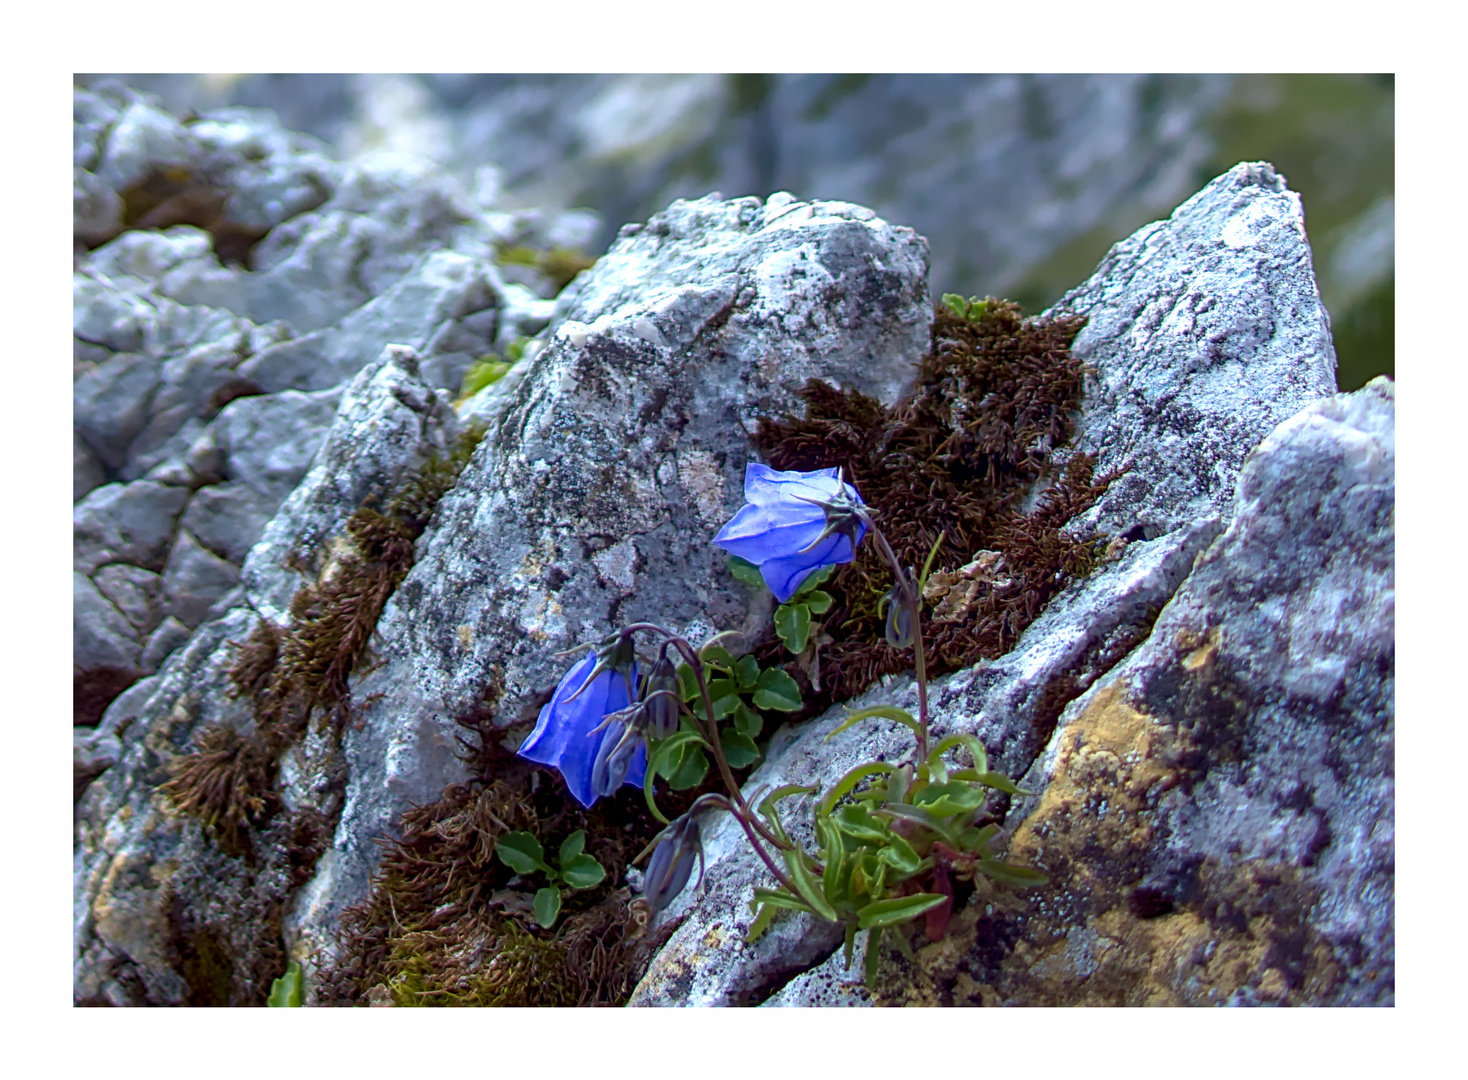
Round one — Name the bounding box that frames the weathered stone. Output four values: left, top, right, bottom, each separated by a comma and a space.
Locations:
284, 192, 932, 980
74, 571, 142, 673
74, 431, 108, 504
205, 388, 341, 501
628, 164, 1348, 1006
73, 275, 152, 353
92, 564, 162, 636
159, 529, 242, 629
1054, 162, 1338, 538
140, 616, 193, 673
238, 250, 495, 393
72, 351, 162, 471
74, 166, 124, 247
74, 480, 190, 575
240, 345, 458, 626
95, 98, 198, 192
178, 482, 283, 565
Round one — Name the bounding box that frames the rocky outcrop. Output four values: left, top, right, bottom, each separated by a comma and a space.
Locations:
627, 163, 1390, 1006
72, 84, 575, 726
74, 98, 1393, 1005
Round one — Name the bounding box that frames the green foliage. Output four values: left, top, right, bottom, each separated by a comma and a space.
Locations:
728, 557, 835, 655
941, 293, 989, 322
457, 338, 530, 403
267, 960, 303, 1006
744, 710, 1045, 989
651, 639, 805, 798
493, 829, 607, 928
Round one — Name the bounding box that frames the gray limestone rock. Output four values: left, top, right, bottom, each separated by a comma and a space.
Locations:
159, 529, 241, 629
1054, 162, 1339, 538
240, 344, 458, 626
72, 352, 162, 472
178, 482, 283, 565
94, 98, 198, 192
74, 571, 143, 674
140, 615, 193, 674
284, 192, 932, 974
74, 432, 108, 504
92, 564, 162, 637
627, 164, 1347, 1006
74, 480, 190, 576
203, 388, 341, 500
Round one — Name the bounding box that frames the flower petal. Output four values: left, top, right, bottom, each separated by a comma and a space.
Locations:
742, 462, 846, 507
519, 653, 644, 807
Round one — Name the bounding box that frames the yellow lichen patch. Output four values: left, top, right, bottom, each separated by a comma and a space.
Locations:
868, 676, 1336, 1005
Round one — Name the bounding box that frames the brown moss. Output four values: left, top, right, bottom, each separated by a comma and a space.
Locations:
754, 300, 1116, 708
159, 425, 488, 856
92, 165, 271, 268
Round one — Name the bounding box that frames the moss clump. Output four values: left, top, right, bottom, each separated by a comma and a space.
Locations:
754, 299, 1116, 707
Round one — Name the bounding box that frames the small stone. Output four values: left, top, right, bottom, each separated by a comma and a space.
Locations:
74, 571, 142, 672
92, 564, 162, 636
74, 480, 190, 575
159, 529, 242, 628
179, 482, 283, 565
141, 616, 194, 673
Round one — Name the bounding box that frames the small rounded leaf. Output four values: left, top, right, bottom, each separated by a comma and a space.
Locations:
560, 853, 607, 889
532, 887, 562, 928
495, 831, 548, 875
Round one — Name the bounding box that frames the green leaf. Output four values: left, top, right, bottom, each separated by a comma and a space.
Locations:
928, 733, 989, 776
818, 761, 896, 816
458, 357, 512, 400
910, 781, 988, 816
558, 830, 586, 867
676, 663, 700, 701
532, 886, 562, 928
856, 892, 948, 931
642, 758, 669, 825
732, 702, 763, 739
267, 961, 303, 1007
875, 833, 922, 876
707, 677, 738, 702
826, 705, 922, 741
560, 853, 606, 889
727, 555, 768, 589
773, 602, 811, 654
667, 747, 709, 790
941, 293, 967, 317
752, 666, 802, 711
650, 730, 707, 778
792, 564, 833, 597
699, 644, 736, 671
967, 298, 988, 320
832, 803, 890, 844
759, 784, 816, 845
973, 771, 1032, 796
975, 860, 1050, 888
782, 847, 840, 922
843, 921, 858, 970
746, 902, 779, 943
750, 887, 816, 915
710, 693, 740, 721
818, 819, 849, 906
802, 590, 832, 615
734, 655, 761, 690
720, 729, 760, 768
495, 832, 549, 875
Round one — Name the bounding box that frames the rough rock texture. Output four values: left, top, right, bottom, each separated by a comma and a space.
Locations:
285, 193, 932, 976
628, 162, 1388, 1007
73, 350, 458, 1005
72, 83, 575, 708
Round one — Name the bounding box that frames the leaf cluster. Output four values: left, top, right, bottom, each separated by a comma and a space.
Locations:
639, 639, 804, 818
267, 960, 304, 1006
941, 293, 990, 322
494, 829, 607, 928
746, 708, 1046, 987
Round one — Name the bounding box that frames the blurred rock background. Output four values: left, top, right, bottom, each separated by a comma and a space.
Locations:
74, 73, 1394, 391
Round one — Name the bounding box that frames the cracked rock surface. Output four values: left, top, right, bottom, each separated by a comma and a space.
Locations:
628, 163, 1388, 1007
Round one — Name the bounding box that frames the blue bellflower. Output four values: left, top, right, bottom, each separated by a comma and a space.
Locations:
712, 463, 868, 602
518, 651, 648, 808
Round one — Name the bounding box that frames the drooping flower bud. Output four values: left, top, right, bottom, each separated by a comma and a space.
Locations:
591, 719, 643, 798
643, 813, 704, 913
881, 572, 917, 649
641, 651, 682, 740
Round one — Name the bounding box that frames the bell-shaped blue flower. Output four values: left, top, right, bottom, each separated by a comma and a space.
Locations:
518, 651, 648, 807
712, 463, 868, 602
